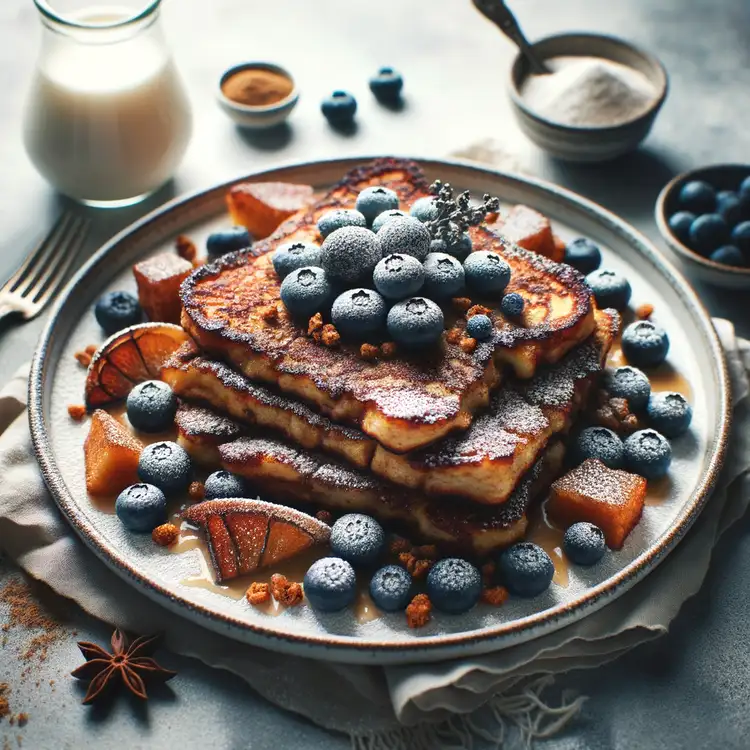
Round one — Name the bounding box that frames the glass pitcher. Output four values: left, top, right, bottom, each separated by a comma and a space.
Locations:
23, 0, 193, 207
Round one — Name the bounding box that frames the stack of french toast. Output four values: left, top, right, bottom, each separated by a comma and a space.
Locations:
163, 159, 619, 557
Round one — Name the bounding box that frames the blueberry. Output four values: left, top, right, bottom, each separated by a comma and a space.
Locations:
623, 428, 672, 479
206, 226, 252, 259
716, 191, 745, 227
430, 238, 448, 254
563, 522, 607, 566
204, 470, 248, 500
387, 297, 444, 346
137, 441, 192, 495
280, 266, 333, 318
320, 226, 382, 286
710, 245, 745, 266
585, 268, 631, 311
667, 211, 696, 245
330, 513, 385, 566
272, 241, 322, 279
426, 558, 481, 614
621, 320, 670, 368
331, 288, 387, 339
730, 221, 750, 254
678, 180, 716, 214
564, 238, 601, 275
447, 232, 472, 260
126, 380, 177, 433
689, 214, 729, 254
372, 209, 409, 233
647, 392, 693, 437
317, 209, 367, 238
369, 565, 413, 611
498, 542, 554, 598
409, 197, 439, 223
115, 483, 167, 532
501, 292, 524, 319
376, 216, 431, 261
303, 557, 357, 612
94, 291, 142, 335
369, 67, 404, 102
466, 313, 493, 340
740, 175, 750, 203
422, 252, 465, 298
356, 186, 400, 223
373, 253, 425, 300
463, 251, 511, 297
572, 426, 624, 469
604, 366, 651, 411
321, 91, 357, 126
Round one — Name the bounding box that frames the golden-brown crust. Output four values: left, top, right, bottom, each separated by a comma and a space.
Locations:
167, 310, 616, 505
180, 159, 596, 454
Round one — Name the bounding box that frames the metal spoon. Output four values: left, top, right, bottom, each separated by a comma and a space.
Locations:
472, 0, 551, 75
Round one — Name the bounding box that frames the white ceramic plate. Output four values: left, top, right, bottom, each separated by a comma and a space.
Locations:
29, 157, 730, 664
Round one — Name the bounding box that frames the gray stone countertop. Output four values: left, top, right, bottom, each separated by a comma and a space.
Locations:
1, 0, 749, 747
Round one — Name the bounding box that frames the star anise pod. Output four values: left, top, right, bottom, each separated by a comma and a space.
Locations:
71, 628, 176, 704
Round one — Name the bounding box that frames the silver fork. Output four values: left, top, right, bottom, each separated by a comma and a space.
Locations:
0, 212, 91, 325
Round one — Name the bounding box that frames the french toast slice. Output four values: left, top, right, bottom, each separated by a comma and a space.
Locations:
181, 158, 596, 453
164, 309, 617, 504
216, 436, 565, 557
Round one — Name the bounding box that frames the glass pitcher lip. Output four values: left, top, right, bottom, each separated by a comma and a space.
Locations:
33, 0, 162, 30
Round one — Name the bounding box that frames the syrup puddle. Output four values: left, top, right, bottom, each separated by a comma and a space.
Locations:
526, 506, 569, 588
645, 476, 673, 506
606, 340, 692, 401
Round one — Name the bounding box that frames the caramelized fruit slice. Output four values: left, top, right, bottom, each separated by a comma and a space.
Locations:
548, 459, 647, 549
490, 205, 562, 262
133, 252, 193, 325
182, 499, 330, 582
226, 182, 315, 239
84, 410, 144, 496
85, 323, 191, 409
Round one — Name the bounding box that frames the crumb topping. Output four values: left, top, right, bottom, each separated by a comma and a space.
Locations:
270, 574, 303, 606
307, 313, 323, 336
446, 326, 462, 345
315, 509, 333, 525
460, 336, 477, 353
152, 523, 179, 547
67, 404, 86, 422
467, 304, 491, 318
360, 343, 379, 361
74, 350, 92, 368
188, 481, 205, 501
406, 593, 432, 628
175, 234, 197, 262
451, 297, 472, 312
635, 303, 654, 320
246, 582, 271, 606
480, 586, 509, 606
380, 341, 398, 359
321, 324, 340, 347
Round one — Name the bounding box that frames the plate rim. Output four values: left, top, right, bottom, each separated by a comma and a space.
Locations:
28, 155, 732, 661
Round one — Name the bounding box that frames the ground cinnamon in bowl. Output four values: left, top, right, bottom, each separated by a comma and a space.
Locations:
221, 67, 294, 108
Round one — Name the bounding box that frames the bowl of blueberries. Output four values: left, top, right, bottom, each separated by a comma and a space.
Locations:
656, 164, 750, 288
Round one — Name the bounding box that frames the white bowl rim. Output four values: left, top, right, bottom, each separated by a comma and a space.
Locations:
507, 31, 669, 133
655, 163, 750, 276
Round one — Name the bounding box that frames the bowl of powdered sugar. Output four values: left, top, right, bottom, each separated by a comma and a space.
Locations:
509, 33, 668, 162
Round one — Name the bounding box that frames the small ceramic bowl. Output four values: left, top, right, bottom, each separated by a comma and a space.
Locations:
217, 62, 299, 129
655, 164, 750, 288
508, 33, 668, 162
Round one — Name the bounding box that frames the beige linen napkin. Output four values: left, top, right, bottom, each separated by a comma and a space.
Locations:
0, 318, 747, 749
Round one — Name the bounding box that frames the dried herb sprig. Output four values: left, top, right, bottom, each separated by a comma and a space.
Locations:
425, 180, 501, 248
